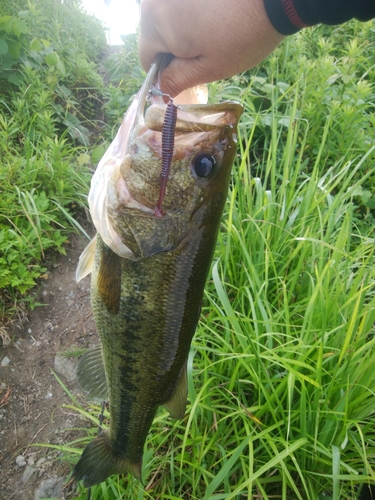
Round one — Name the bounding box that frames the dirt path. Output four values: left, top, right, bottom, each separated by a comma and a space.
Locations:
0, 220, 97, 500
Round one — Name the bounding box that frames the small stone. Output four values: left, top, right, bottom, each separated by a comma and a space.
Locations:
34, 476, 64, 500
53, 355, 77, 382
27, 452, 38, 466
2, 335, 11, 346
16, 455, 27, 467
45, 392, 52, 399
22, 466, 39, 484
1, 356, 10, 367
28, 328, 32, 334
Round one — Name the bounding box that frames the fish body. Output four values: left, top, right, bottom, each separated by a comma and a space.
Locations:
73, 58, 243, 487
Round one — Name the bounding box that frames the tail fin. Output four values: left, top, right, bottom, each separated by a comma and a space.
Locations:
73, 431, 142, 487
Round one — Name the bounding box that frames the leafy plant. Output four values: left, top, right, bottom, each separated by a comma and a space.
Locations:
212, 20, 375, 216
101, 32, 145, 134
0, 13, 28, 85
0, 0, 108, 317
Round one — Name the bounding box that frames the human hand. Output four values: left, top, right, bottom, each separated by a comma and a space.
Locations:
139, 0, 285, 97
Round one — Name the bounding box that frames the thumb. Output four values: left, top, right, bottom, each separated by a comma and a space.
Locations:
158, 56, 214, 98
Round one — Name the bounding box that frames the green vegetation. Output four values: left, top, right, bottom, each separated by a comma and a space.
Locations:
2, 1, 375, 498
0, 0, 142, 318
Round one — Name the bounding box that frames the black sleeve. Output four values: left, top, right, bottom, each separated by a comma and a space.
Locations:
263, 0, 375, 35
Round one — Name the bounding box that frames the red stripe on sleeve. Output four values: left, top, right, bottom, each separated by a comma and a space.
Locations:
281, 0, 310, 28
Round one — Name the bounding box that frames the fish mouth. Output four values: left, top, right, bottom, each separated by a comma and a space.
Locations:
88, 56, 243, 260
144, 102, 243, 139
132, 54, 242, 137
122, 56, 243, 216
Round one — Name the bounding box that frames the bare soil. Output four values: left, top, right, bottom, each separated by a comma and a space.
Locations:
0, 219, 97, 500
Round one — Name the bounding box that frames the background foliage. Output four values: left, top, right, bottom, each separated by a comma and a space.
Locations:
1, 0, 375, 498
0, 0, 142, 317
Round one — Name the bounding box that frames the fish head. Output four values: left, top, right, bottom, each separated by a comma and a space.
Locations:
89, 58, 243, 260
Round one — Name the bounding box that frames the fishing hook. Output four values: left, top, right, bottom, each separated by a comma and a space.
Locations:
148, 86, 179, 217
147, 85, 173, 103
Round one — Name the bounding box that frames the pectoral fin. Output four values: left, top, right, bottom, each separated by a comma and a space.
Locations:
77, 346, 109, 402
76, 235, 97, 282
98, 241, 121, 314
164, 361, 188, 419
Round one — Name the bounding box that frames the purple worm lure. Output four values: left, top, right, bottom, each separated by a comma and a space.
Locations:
148, 86, 179, 217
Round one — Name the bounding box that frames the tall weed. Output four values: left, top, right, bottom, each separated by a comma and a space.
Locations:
213, 20, 375, 216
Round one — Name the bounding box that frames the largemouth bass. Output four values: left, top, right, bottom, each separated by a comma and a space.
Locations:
73, 58, 243, 487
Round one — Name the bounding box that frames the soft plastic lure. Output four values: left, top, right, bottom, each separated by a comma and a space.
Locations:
148, 86, 179, 217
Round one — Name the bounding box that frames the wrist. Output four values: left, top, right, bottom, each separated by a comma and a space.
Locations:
245, 0, 286, 58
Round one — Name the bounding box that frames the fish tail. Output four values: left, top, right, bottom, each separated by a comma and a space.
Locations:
73, 430, 142, 487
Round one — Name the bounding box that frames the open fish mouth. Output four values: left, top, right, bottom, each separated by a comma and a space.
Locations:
86, 56, 242, 262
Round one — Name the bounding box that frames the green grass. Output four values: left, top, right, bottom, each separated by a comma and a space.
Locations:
0, 0, 109, 319
0, 1, 145, 322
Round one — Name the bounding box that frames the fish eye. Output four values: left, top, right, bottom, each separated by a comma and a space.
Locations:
193, 153, 217, 178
